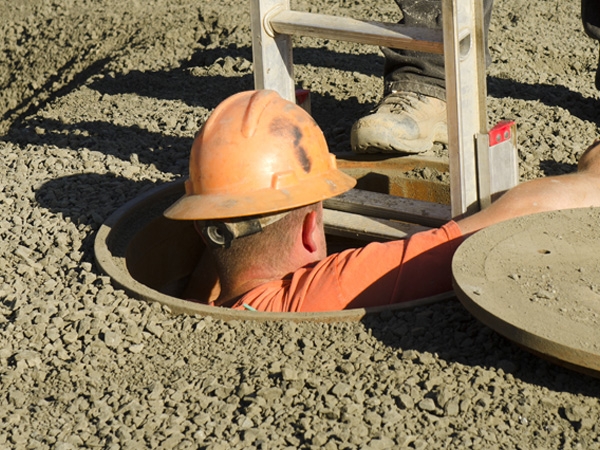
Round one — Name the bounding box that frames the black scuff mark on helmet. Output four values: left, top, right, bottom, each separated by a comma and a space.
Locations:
294, 141, 311, 173
270, 117, 312, 173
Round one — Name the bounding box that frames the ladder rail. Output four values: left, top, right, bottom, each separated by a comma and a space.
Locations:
442, 0, 488, 218
251, 0, 296, 100
250, 0, 517, 222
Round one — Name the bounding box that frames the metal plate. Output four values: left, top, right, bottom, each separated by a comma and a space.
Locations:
452, 207, 600, 377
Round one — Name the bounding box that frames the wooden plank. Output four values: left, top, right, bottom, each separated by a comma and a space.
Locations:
323, 189, 451, 228
269, 10, 444, 54
323, 209, 430, 241
335, 152, 449, 172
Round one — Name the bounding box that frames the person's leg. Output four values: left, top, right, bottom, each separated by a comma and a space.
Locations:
456, 140, 600, 236
383, 0, 493, 99
582, 0, 600, 90
351, 0, 493, 154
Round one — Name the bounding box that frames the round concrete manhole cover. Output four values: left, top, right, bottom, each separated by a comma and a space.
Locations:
452, 207, 600, 377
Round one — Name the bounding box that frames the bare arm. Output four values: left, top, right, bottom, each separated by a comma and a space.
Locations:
456, 140, 600, 236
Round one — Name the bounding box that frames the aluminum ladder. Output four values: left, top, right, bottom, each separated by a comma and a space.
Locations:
250, 0, 518, 234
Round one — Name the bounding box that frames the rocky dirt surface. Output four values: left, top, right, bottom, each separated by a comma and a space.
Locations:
1, 0, 600, 448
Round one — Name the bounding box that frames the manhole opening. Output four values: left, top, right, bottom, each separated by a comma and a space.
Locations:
124, 213, 371, 302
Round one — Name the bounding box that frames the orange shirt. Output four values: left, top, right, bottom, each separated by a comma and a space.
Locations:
231, 221, 464, 312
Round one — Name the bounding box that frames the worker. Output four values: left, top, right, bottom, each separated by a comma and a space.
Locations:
164, 89, 600, 312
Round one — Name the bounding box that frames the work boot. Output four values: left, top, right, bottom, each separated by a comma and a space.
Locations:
351, 91, 448, 154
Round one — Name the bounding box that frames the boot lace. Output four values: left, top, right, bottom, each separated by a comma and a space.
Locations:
372, 91, 425, 114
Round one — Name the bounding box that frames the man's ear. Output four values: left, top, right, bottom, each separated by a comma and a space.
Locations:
301, 210, 319, 253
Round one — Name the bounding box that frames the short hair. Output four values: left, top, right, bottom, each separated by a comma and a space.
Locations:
210, 203, 321, 282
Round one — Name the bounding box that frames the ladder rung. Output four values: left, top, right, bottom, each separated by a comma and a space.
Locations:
323, 208, 430, 241
269, 10, 444, 54
323, 189, 451, 228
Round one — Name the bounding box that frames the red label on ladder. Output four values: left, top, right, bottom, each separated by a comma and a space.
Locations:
489, 120, 516, 147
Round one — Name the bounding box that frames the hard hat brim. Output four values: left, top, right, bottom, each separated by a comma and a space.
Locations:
164, 169, 356, 221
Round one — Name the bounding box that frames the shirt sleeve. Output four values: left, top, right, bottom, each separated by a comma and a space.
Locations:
330, 220, 465, 309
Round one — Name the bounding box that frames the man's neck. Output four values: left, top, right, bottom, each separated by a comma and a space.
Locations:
213, 269, 285, 307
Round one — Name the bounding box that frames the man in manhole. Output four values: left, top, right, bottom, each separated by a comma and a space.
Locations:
164, 89, 600, 312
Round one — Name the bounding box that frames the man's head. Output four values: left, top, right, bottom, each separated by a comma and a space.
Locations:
164, 90, 355, 300
206, 202, 326, 285
164, 89, 355, 244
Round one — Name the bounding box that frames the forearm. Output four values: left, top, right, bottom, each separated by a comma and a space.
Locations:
456, 172, 600, 236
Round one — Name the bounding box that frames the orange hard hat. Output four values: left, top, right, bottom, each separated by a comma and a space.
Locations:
164, 90, 356, 220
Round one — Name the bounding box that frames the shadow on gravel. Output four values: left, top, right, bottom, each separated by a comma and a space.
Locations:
35, 173, 163, 261
88, 68, 254, 110
539, 159, 578, 176
1, 55, 115, 133
5, 118, 193, 176
1, 44, 379, 170
361, 302, 600, 396
488, 76, 600, 126
85, 45, 382, 106
294, 47, 384, 75
82, 44, 379, 150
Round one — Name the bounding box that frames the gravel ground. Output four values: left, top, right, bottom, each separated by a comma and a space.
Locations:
1, 0, 600, 449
